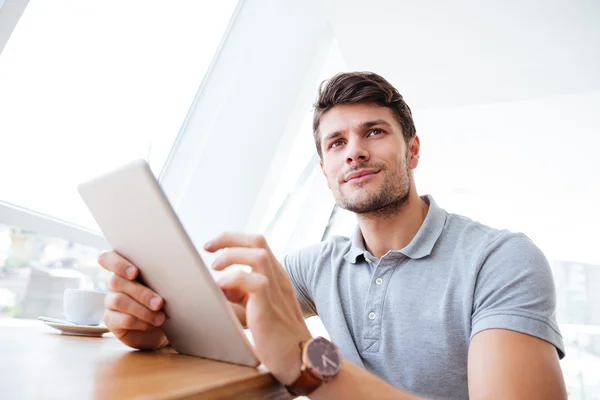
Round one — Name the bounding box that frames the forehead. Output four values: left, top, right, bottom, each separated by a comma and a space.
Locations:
319, 103, 401, 136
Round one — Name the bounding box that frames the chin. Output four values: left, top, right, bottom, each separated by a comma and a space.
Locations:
346, 186, 377, 199
338, 196, 373, 211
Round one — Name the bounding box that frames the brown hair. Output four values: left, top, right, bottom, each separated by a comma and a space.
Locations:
312, 71, 416, 158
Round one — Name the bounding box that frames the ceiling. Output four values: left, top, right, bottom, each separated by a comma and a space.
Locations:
327, 0, 600, 110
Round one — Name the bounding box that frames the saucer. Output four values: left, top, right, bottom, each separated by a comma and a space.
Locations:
40, 319, 110, 337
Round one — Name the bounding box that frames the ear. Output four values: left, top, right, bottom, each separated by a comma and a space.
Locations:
319, 160, 331, 189
407, 135, 421, 170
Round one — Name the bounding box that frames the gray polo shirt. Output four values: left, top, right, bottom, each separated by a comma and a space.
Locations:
283, 195, 565, 400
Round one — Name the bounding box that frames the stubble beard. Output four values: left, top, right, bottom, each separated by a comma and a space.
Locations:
337, 159, 411, 219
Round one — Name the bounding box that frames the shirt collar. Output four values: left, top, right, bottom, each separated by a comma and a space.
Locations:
343, 195, 447, 264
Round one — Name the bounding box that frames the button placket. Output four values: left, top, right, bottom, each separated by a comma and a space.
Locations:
363, 254, 405, 353
362, 258, 396, 352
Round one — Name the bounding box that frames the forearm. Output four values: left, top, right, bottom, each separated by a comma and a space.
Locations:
310, 361, 420, 400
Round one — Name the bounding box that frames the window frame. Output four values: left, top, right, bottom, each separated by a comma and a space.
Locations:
158, 0, 332, 259
0, 0, 29, 54
0, 200, 107, 249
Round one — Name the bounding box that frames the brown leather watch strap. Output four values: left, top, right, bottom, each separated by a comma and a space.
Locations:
285, 368, 323, 397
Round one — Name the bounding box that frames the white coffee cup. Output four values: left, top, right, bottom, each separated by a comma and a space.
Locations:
63, 289, 107, 326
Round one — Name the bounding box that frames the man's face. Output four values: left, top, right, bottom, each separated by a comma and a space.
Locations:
318, 103, 419, 215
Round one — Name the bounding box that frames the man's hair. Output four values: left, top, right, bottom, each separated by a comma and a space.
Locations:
312, 71, 416, 159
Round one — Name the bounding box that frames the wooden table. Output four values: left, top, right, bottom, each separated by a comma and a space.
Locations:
0, 319, 291, 399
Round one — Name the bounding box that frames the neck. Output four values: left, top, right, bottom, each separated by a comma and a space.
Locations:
356, 187, 429, 259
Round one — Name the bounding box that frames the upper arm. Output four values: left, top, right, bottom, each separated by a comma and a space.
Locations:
468, 233, 567, 399
281, 246, 320, 318
471, 233, 565, 356
468, 329, 566, 399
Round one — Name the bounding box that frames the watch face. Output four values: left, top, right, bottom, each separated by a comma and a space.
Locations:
306, 337, 341, 377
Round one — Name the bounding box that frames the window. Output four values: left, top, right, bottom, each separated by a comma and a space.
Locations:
0, 223, 106, 319
0, 0, 239, 321
260, 113, 329, 257
1, 0, 333, 324
0, 0, 238, 230
260, 39, 345, 257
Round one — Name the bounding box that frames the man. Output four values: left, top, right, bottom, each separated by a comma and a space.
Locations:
99, 72, 567, 399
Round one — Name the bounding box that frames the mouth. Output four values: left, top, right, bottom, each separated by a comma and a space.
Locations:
345, 169, 379, 184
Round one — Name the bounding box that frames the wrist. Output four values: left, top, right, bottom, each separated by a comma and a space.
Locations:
278, 333, 312, 385
278, 352, 303, 385
284, 336, 342, 397
279, 331, 312, 385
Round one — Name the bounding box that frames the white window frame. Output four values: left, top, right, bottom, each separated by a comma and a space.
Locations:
0, 200, 108, 249
0, 0, 29, 54
159, 0, 333, 260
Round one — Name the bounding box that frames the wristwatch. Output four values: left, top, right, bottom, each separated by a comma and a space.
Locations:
285, 336, 342, 396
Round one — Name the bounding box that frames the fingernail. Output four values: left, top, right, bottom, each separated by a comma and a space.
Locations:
126, 266, 136, 279
204, 241, 214, 250
150, 296, 162, 310
154, 312, 165, 326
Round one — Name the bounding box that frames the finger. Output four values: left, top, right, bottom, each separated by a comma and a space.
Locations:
204, 232, 269, 253
107, 274, 164, 311
217, 270, 270, 306
104, 309, 156, 332
221, 287, 248, 306
105, 292, 166, 327
211, 247, 272, 275
98, 251, 138, 280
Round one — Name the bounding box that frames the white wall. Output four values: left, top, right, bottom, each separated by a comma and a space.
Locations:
415, 90, 600, 265
328, 90, 600, 265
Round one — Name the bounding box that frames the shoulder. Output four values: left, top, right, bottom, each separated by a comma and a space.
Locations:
443, 211, 541, 262
444, 212, 552, 287
281, 236, 351, 296
283, 235, 352, 271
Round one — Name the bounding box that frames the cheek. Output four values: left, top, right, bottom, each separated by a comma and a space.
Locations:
388, 152, 407, 172
323, 165, 340, 188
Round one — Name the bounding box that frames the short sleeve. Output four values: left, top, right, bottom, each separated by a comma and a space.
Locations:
471, 233, 565, 359
281, 246, 319, 318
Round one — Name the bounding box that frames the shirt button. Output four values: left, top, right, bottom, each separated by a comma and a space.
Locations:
375, 278, 383, 285
368, 312, 376, 320
365, 258, 372, 264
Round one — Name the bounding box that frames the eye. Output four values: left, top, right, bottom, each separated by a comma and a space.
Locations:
368, 128, 384, 137
330, 139, 344, 149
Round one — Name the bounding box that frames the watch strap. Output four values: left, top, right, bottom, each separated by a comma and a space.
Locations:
285, 367, 323, 396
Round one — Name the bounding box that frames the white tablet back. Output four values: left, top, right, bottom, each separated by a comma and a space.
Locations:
78, 159, 258, 367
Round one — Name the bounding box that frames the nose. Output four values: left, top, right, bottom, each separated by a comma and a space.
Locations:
345, 138, 370, 165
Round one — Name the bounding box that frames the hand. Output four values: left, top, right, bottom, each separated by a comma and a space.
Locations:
98, 251, 169, 350
205, 232, 312, 385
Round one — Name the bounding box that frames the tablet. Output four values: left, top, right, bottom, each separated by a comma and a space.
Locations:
78, 159, 259, 367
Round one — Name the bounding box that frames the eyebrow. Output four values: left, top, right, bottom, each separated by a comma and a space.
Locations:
322, 119, 393, 144
361, 119, 392, 130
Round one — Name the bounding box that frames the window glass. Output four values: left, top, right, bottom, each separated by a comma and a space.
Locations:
0, 0, 238, 229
